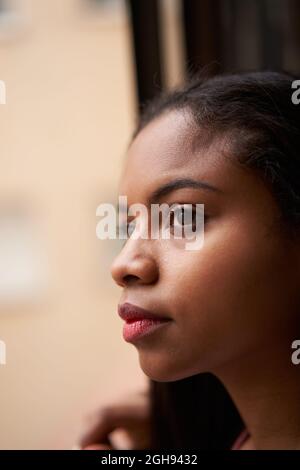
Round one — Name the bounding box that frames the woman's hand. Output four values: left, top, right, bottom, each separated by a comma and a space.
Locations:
75, 388, 151, 450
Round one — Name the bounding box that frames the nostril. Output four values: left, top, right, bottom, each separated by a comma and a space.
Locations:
123, 274, 139, 284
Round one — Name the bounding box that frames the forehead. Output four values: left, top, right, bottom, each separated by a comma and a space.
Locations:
120, 110, 228, 197
117, 109, 284, 240
129, 109, 200, 171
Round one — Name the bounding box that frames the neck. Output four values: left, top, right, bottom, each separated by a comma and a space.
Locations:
213, 332, 300, 450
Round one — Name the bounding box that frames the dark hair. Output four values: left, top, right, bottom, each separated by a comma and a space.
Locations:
132, 71, 300, 449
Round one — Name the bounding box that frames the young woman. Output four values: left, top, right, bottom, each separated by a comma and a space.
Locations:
79, 71, 300, 450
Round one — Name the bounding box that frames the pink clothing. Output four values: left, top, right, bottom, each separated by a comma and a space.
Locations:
231, 429, 250, 450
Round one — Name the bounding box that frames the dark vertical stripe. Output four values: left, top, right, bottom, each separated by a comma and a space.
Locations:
219, 0, 238, 72
181, 0, 222, 76
259, 0, 283, 69
287, 0, 300, 73
126, 0, 163, 108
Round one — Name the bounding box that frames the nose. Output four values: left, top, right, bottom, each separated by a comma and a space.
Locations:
110, 239, 159, 288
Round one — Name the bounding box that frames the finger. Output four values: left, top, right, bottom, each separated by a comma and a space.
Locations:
79, 405, 146, 447
78, 391, 149, 448
83, 444, 113, 450
78, 407, 125, 448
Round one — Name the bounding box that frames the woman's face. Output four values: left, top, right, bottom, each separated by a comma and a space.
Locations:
111, 109, 300, 382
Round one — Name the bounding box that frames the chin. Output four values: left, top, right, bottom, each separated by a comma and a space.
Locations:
138, 355, 193, 382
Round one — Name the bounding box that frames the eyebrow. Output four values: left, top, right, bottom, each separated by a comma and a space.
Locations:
116, 178, 222, 214
148, 178, 223, 204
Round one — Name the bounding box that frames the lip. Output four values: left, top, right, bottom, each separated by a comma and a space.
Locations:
118, 302, 171, 342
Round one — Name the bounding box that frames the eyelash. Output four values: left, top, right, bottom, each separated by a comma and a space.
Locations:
118, 204, 207, 246
169, 204, 205, 228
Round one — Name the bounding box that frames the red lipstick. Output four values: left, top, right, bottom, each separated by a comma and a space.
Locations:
118, 302, 171, 342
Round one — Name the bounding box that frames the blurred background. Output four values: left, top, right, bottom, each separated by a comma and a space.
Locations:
0, 0, 299, 449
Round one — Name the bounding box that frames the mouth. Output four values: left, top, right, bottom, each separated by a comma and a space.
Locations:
118, 302, 171, 343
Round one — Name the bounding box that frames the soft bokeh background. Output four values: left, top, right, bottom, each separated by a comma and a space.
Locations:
0, 0, 299, 449
0, 0, 146, 450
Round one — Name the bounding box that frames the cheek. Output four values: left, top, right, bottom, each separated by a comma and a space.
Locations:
162, 224, 293, 364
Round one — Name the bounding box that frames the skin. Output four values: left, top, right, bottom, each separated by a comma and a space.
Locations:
110, 109, 300, 449
78, 389, 150, 450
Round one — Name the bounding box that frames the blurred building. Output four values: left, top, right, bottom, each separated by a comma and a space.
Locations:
0, 0, 146, 450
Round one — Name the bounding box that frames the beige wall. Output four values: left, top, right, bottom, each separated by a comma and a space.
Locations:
0, 0, 147, 449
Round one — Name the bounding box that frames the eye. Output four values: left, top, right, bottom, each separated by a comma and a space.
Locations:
169, 204, 205, 233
